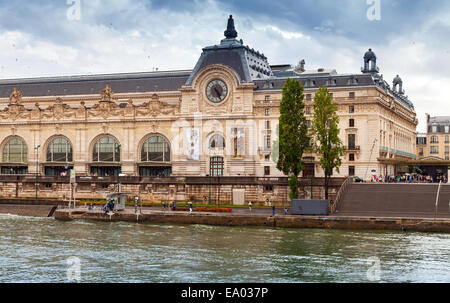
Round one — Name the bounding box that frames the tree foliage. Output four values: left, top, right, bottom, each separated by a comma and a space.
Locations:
277, 78, 310, 199
311, 86, 345, 200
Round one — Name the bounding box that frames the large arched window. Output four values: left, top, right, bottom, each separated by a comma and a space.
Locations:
3, 137, 28, 163
46, 137, 73, 162
141, 135, 170, 162
209, 134, 225, 149
92, 136, 120, 162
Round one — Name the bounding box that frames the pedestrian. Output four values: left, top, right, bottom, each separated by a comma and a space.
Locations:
189, 201, 193, 213
272, 205, 275, 217
173, 200, 177, 211
248, 201, 252, 212
284, 207, 288, 215
162, 201, 166, 211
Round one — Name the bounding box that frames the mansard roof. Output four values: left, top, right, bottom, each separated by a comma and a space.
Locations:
185, 15, 273, 85
0, 70, 191, 98
429, 116, 450, 125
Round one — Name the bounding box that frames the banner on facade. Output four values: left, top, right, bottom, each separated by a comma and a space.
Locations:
186, 128, 199, 161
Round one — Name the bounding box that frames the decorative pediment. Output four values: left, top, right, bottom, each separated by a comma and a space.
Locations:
89, 100, 120, 119
3, 106, 29, 120
41, 98, 75, 120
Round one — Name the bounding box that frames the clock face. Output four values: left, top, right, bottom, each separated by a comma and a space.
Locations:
206, 79, 228, 103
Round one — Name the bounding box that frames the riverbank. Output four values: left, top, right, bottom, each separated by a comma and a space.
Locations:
54, 208, 450, 233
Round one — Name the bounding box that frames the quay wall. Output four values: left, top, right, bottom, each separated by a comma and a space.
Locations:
0, 204, 57, 217
54, 210, 450, 233
0, 176, 343, 206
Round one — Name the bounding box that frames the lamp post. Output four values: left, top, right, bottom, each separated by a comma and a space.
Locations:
35, 145, 40, 200
209, 162, 212, 205
116, 144, 121, 193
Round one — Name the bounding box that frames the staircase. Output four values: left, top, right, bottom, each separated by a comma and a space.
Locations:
335, 183, 450, 218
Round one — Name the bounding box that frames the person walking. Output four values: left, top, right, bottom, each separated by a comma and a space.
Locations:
162, 201, 166, 211
189, 201, 193, 213
248, 201, 252, 212
284, 207, 288, 215
272, 205, 275, 217
173, 200, 177, 211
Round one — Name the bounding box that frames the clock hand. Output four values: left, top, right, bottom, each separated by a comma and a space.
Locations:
213, 87, 221, 98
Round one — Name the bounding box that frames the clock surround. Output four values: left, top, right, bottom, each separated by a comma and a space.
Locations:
206, 79, 228, 103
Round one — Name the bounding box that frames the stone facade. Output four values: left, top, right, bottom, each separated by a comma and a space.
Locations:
0, 16, 417, 202
417, 114, 450, 161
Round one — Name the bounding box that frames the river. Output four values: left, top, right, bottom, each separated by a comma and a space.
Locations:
0, 214, 449, 283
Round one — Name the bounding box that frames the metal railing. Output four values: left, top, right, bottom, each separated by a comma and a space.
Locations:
331, 177, 353, 214
435, 181, 442, 220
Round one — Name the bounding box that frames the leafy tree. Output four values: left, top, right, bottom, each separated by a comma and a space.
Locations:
311, 86, 345, 200
277, 78, 310, 200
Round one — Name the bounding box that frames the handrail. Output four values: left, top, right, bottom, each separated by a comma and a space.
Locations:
332, 177, 352, 214
435, 181, 442, 220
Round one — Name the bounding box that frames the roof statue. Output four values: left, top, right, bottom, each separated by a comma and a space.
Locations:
9, 88, 22, 104
101, 84, 114, 102
393, 75, 404, 95
224, 15, 238, 39
294, 59, 306, 73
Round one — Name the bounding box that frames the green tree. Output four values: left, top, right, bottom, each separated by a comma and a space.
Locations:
277, 78, 310, 200
311, 86, 345, 200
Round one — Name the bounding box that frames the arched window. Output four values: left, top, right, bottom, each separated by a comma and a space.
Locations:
46, 137, 73, 162
3, 137, 27, 163
209, 134, 225, 149
141, 135, 170, 162
92, 136, 120, 162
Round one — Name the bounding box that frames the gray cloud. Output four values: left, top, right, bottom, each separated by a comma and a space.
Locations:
0, 0, 449, 132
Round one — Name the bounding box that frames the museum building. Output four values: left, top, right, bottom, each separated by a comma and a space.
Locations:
0, 16, 418, 202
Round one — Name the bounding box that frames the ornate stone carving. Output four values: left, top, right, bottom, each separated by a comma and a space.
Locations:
89, 101, 120, 119
31, 103, 41, 120
101, 84, 114, 102
136, 94, 179, 118
76, 101, 87, 119
9, 88, 22, 104
124, 99, 135, 117
2, 101, 29, 121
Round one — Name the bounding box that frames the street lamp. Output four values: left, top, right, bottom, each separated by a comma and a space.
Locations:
35, 145, 40, 200
116, 144, 121, 193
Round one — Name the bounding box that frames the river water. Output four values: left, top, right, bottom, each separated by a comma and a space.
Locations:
0, 214, 449, 283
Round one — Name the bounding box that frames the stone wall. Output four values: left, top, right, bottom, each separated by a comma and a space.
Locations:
0, 176, 344, 206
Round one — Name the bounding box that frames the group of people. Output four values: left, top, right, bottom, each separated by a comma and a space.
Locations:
162, 201, 193, 212
371, 174, 448, 184
248, 202, 289, 216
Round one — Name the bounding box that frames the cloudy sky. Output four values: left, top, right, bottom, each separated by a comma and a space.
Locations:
0, 0, 449, 132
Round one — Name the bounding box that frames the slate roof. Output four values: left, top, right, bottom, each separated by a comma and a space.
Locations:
0, 70, 191, 98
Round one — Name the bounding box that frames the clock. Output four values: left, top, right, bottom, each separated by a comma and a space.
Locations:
206, 79, 228, 103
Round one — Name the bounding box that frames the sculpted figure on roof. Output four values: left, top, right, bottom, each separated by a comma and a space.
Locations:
9, 88, 22, 104
101, 84, 114, 102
